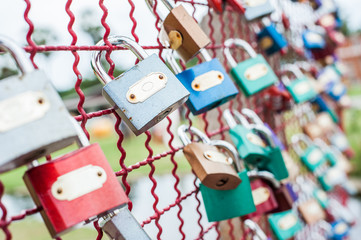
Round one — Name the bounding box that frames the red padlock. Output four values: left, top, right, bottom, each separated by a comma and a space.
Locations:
23, 143, 128, 238
270, 183, 294, 213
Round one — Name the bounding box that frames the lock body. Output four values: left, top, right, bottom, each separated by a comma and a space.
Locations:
271, 184, 294, 213
176, 59, 238, 115
313, 188, 329, 209
183, 142, 241, 190
302, 30, 326, 49
268, 210, 302, 240
298, 198, 326, 225
330, 132, 349, 152
200, 170, 256, 222
0, 70, 78, 173
103, 54, 189, 136
317, 173, 334, 192
261, 147, 289, 181
23, 143, 129, 238
244, 0, 274, 21
230, 54, 278, 97
257, 25, 287, 55
300, 146, 327, 172
303, 122, 323, 140
325, 81, 347, 101
286, 76, 317, 103
330, 220, 350, 240
163, 5, 211, 62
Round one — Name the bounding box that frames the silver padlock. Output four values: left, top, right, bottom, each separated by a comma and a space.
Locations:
91, 36, 189, 136
0, 35, 78, 173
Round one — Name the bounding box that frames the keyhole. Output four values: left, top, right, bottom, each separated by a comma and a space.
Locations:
216, 178, 229, 187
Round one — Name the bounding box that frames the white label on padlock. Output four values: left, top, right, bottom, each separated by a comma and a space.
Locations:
317, 114, 334, 129
332, 135, 348, 149
252, 187, 270, 205
305, 32, 323, 44
294, 81, 312, 95
0, 91, 50, 132
306, 124, 322, 137
126, 72, 167, 104
332, 82, 345, 95
51, 165, 107, 201
247, 133, 267, 147
244, 64, 268, 81
245, 0, 267, 7
191, 70, 224, 91
278, 213, 298, 230
320, 15, 335, 27
203, 150, 233, 165
308, 148, 323, 164
334, 222, 348, 234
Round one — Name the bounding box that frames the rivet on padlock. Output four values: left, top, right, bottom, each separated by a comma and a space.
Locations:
268, 209, 302, 240
145, 0, 211, 62
0, 35, 79, 173
166, 49, 238, 115
281, 64, 317, 104
91, 35, 189, 136
178, 125, 256, 222
243, 0, 274, 21
23, 119, 130, 238
291, 134, 327, 172
224, 38, 278, 97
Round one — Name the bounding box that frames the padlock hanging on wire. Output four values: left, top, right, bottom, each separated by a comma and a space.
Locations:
0, 35, 80, 173
91, 35, 189, 136
145, 0, 211, 62
166, 49, 238, 115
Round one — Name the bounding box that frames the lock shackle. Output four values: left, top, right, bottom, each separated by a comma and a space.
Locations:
291, 133, 313, 156
165, 51, 182, 74
244, 219, 268, 240
250, 125, 275, 148
178, 125, 211, 146
210, 140, 242, 173
247, 169, 281, 189
314, 138, 329, 152
145, 0, 174, 20
223, 109, 251, 129
224, 38, 257, 68
241, 108, 264, 126
0, 35, 34, 75
281, 64, 305, 86
91, 35, 149, 85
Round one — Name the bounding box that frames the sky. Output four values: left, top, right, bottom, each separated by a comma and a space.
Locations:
0, 0, 360, 91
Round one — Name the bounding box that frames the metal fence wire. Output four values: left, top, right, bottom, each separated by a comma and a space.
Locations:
0, 0, 352, 239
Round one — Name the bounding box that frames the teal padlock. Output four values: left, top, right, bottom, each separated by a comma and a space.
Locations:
313, 188, 330, 209
199, 141, 256, 222
292, 134, 327, 172
281, 64, 317, 104
314, 138, 338, 167
223, 109, 269, 166
268, 210, 302, 240
224, 38, 278, 97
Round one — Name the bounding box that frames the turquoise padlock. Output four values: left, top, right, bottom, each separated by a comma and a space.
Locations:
224, 38, 278, 97
314, 138, 338, 167
268, 210, 302, 240
281, 64, 317, 104
199, 140, 256, 222
313, 188, 329, 209
292, 134, 327, 172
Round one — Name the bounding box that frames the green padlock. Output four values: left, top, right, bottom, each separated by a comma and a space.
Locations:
224, 38, 278, 97
268, 210, 302, 240
313, 188, 330, 209
223, 109, 269, 166
281, 64, 317, 103
314, 138, 338, 167
199, 141, 256, 222
292, 134, 327, 172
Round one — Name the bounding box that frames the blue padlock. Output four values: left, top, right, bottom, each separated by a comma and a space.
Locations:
325, 81, 347, 101
311, 96, 339, 123
166, 50, 238, 115
302, 29, 326, 49
244, 0, 274, 21
257, 23, 287, 56
329, 220, 350, 240
91, 36, 189, 136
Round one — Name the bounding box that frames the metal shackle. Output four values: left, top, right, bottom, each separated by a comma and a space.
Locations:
0, 35, 34, 76
223, 38, 258, 68
91, 35, 149, 85
244, 219, 268, 240
241, 108, 264, 126
178, 125, 211, 146
209, 140, 242, 173
291, 133, 314, 156
247, 169, 281, 189
223, 109, 251, 129
145, 0, 174, 21
165, 52, 182, 74
250, 124, 275, 148
281, 63, 305, 85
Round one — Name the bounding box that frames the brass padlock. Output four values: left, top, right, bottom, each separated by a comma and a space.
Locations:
298, 198, 326, 225
178, 125, 241, 190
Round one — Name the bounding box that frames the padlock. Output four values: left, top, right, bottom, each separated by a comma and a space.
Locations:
207, 0, 245, 13
257, 22, 287, 55
91, 35, 189, 136
329, 220, 350, 240
303, 121, 324, 140
313, 188, 330, 209
312, 97, 339, 123
291, 134, 327, 172
178, 125, 242, 190
317, 14, 336, 30
328, 30, 346, 46
310, 0, 322, 9
178, 126, 256, 222
166, 50, 238, 115
244, 170, 279, 218
282, 151, 300, 181
100, 207, 151, 240
330, 146, 352, 174
271, 183, 295, 213
268, 210, 302, 240
244, 0, 274, 21
244, 219, 268, 240
146, 0, 210, 62
314, 138, 338, 166
224, 38, 278, 97
0, 36, 79, 173
325, 80, 347, 101
317, 65, 341, 91
329, 130, 350, 153
298, 198, 326, 225
281, 64, 317, 104
23, 123, 129, 238
302, 29, 326, 49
